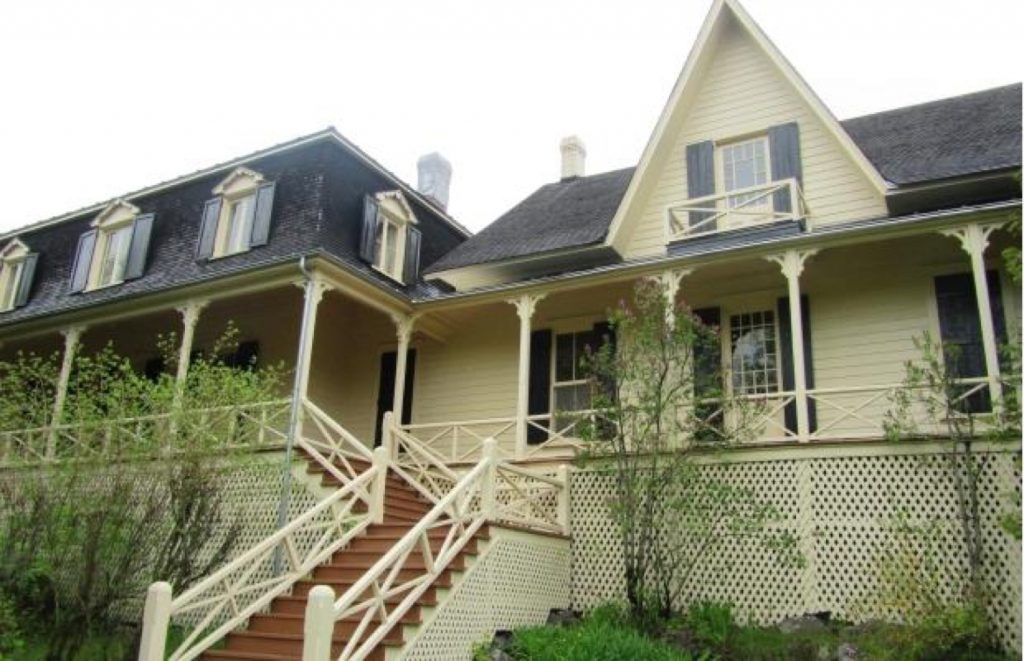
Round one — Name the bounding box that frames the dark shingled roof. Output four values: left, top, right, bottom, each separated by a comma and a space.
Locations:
425, 167, 634, 272
841, 83, 1022, 185
428, 84, 1021, 273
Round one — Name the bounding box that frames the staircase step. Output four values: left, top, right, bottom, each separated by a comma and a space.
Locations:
225, 626, 402, 655
248, 607, 421, 636
342, 536, 478, 555
203, 650, 301, 661
291, 571, 453, 598
313, 559, 462, 582
367, 524, 488, 540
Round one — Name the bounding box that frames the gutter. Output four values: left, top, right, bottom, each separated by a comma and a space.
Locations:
412, 198, 1022, 307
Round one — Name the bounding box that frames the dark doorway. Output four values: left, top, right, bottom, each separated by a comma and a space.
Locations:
374, 349, 416, 446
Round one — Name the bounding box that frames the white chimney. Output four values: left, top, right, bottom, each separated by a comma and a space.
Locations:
560, 135, 586, 180
416, 152, 452, 210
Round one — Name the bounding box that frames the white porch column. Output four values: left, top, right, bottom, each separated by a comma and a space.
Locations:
652, 268, 692, 327
941, 223, 1004, 405
389, 313, 418, 429
47, 325, 85, 459
174, 300, 207, 387
508, 293, 546, 459
767, 250, 817, 443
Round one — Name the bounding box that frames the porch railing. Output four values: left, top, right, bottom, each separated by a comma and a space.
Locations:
667, 177, 805, 241
0, 398, 292, 467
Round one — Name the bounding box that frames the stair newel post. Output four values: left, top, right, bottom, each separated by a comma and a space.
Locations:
370, 446, 389, 524
556, 464, 571, 536
138, 581, 172, 661
481, 437, 498, 519
302, 584, 336, 661
382, 410, 396, 460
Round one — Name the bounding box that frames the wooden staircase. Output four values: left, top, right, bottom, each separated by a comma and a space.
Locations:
203, 457, 489, 661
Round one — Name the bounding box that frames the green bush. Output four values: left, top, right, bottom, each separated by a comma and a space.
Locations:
0, 590, 25, 659
476, 604, 695, 661
682, 601, 734, 647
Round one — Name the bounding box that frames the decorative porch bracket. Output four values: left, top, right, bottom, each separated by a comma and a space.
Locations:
766, 249, 817, 443
508, 293, 546, 459
649, 268, 693, 327
940, 222, 1005, 406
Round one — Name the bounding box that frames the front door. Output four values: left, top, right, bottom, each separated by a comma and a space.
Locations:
375, 349, 416, 447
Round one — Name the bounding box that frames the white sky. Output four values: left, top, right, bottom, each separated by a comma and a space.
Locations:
0, 0, 1020, 235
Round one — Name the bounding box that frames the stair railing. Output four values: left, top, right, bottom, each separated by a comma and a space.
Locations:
138, 402, 386, 661
302, 438, 499, 661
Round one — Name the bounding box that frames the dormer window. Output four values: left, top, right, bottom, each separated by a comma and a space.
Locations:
359, 191, 422, 284
196, 167, 276, 260
70, 200, 155, 293
0, 239, 38, 312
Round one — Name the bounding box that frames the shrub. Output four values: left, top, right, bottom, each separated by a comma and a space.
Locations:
682, 601, 734, 647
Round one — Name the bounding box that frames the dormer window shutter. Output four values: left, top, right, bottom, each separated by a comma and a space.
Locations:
403, 226, 422, 283
196, 198, 221, 260
249, 181, 276, 248
685, 141, 716, 234
359, 195, 380, 263
69, 230, 97, 293
768, 122, 802, 214
123, 213, 155, 281
12, 253, 38, 307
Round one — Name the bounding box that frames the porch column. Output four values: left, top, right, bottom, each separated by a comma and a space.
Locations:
508, 293, 546, 459
767, 250, 817, 443
941, 223, 1004, 405
389, 313, 418, 431
47, 325, 85, 459
173, 300, 207, 400
652, 268, 692, 327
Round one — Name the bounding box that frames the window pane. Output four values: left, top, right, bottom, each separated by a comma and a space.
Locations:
555, 333, 574, 382
226, 194, 255, 253
730, 310, 778, 395
383, 220, 398, 276
723, 138, 770, 211
99, 226, 131, 286
574, 330, 598, 379
0, 262, 22, 308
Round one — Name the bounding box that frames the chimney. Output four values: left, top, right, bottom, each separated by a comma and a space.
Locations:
416, 152, 452, 210
559, 135, 586, 180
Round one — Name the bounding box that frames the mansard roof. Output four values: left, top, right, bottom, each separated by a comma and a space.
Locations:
427, 84, 1022, 273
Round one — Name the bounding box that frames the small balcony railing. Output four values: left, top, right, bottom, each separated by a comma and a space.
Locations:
667, 177, 806, 241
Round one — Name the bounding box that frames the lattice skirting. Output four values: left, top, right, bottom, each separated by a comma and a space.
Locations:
568, 443, 1022, 654
401, 526, 571, 660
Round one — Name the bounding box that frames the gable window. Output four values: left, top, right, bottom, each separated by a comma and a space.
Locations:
196, 167, 276, 261
0, 240, 38, 312
720, 136, 770, 212
70, 200, 155, 293
729, 310, 778, 395
359, 192, 423, 284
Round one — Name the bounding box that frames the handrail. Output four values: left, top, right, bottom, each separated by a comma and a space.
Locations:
667, 177, 804, 240
138, 402, 387, 661
305, 446, 494, 661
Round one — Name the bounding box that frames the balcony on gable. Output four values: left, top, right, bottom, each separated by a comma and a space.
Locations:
667, 177, 808, 243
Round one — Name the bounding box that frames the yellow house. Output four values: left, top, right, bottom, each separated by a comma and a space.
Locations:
0, 0, 1020, 658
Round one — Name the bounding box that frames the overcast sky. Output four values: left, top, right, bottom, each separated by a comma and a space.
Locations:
0, 0, 1020, 235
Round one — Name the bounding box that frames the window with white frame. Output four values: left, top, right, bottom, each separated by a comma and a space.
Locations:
0, 240, 33, 312
729, 310, 778, 395
720, 136, 770, 212
373, 213, 403, 279
96, 222, 133, 287
552, 328, 600, 428
223, 193, 256, 255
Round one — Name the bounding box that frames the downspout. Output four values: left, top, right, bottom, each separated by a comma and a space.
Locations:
274, 255, 315, 574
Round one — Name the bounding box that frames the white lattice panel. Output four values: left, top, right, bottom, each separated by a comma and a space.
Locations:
569, 447, 1021, 653
402, 527, 571, 660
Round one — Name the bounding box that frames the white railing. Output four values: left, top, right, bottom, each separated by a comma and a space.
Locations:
0, 398, 292, 467
138, 399, 385, 661
667, 177, 804, 241
302, 436, 569, 661
694, 390, 798, 444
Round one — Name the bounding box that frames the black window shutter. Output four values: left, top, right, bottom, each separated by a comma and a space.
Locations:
13, 253, 38, 307
685, 141, 716, 234
778, 296, 817, 435
403, 226, 422, 283
527, 329, 553, 445
196, 198, 221, 260
934, 271, 1007, 412
693, 307, 722, 440
768, 122, 802, 215
402, 350, 417, 425
359, 195, 380, 263
123, 213, 155, 281
69, 230, 97, 293
249, 182, 276, 248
